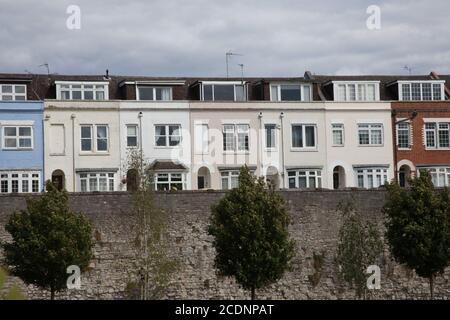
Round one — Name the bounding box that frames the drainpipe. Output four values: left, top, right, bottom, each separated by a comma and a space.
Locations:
138, 111, 143, 178
280, 112, 286, 188
258, 112, 263, 177
71, 113, 76, 192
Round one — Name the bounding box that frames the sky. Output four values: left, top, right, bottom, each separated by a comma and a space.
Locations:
0, 0, 449, 77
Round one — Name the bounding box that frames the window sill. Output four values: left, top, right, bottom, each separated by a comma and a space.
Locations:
223, 151, 250, 155
154, 146, 181, 149
290, 148, 318, 152
79, 152, 110, 156
1, 148, 34, 151
357, 144, 384, 147
49, 153, 66, 156
331, 145, 345, 147
424, 147, 450, 151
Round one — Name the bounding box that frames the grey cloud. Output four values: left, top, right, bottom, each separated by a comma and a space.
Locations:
0, 0, 449, 77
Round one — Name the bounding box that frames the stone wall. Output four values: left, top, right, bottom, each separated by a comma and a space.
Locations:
0, 190, 449, 300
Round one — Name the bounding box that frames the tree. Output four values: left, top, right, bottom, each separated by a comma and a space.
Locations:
1, 181, 93, 300
208, 166, 295, 300
124, 149, 178, 299
383, 174, 450, 299
335, 199, 383, 299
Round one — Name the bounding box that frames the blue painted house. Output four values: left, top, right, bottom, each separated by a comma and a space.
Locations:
0, 101, 44, 193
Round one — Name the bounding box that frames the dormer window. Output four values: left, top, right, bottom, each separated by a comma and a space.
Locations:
200, 82, 247, 101
332, 81, 380, 102
56, 81, 109, 100
0, 84, 26, 101
397, 81, 445, 101
137, 86, 172, 101
270, 84, 311, 102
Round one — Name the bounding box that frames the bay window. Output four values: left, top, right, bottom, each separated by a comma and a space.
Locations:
355, 168, 388, 189
79, 172, 115, 192
221, 171, 240, 190
153, 173, 184, 191
288, 170, 322, 189
419, 167, 450, 187
0, 171, 40, 193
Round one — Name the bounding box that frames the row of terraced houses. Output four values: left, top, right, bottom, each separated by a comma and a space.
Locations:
1, 71, 450, 193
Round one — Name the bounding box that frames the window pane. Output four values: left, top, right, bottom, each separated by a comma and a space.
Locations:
265, 124, 276, 148
72, 91, 82, 99
411, 83, 421, 100
348, 84, 356, 101
302, 85, 311, 101
84, 91, 93, 100
280, 85, 301, 101
203, 85, 213, 101
81, 126, 91, 138
81, 139, 91, 151
235, 85, 246, 101
138, 87, 154, 100
5, 139, 16, 148
270, 85, 279, 101
401, 84, 410, 100
292, 125, 303, 148
433, 84, 441, 100
19, 127, 31, 136
4, 127, 16, 136
305, 126, 315, 147
15, 85, 25, 94
422, 83, 432, 100
214, 85, 235, 101
19, 138, 32, 148
2, 85, 12, 93
337, 84, 346, 101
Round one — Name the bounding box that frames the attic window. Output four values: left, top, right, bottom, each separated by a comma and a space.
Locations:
398, 81, 444, 101
56, 81, 109, 100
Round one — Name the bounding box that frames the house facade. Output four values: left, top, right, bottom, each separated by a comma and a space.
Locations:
0, 71, 448, 192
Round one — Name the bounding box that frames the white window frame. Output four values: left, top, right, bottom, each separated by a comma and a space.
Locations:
358, 123, 384, 146
222, 124, 250, 153
264, 123, 277, 150
291, 124, 317, 150
0, 84, 27, 101
397, 81, 445, 101
396, 122, 411, 149
136, 86, 173, 101
126, 124, 139, 148
287, 170, 322, 189
1, 125, 34, 150
332, 81, 380, 101
56, 81, 109, 100
424, 121, 450, 149
418, 167, 450, 187
331, 123, 344, 146
220, 170, 240, 190
0, 171, 40, 193
153, 172, 185, 191
355, 168, 389, 189
201, 81, 248, 102
79, 172, 115, 192
80, 124, 109, 152
154, 124, 182, 147
269, 83, 312, 102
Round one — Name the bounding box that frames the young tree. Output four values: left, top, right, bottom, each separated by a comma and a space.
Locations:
1, 181, 93, 300
335, 200, 383, 299
383, 174, 450, 299
208, 166, 295, 300
124, 149, 178, 299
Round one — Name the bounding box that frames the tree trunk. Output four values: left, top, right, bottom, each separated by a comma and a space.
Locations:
429, 275, 434, 300
251, 286, 256, 300
50, 287, 55, 300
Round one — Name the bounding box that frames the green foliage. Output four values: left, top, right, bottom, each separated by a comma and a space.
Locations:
383, 174, 450, 298
208, 166, 296, 299
335, 199, 383, 299
0, 267, 26, 300
1, 181, 93, 299
125, 149, 178, 300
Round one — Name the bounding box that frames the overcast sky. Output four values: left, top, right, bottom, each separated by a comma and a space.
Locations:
1, 0, 449, 77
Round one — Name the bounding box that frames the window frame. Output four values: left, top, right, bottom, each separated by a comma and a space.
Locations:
56, 81, 109, 100
424, 121, 450, 149
0, 84, 27, 101
396, 122, 411, 149
0, 171, 40, 193
398, 81, 445, 101
2, 125, 34, 150
332, 81, 380, 102
126, 124, 139, 148
220, 170, 241, 190
264, 123, 277, 150
201, 82, 248, 102
418, 167, 450, 187
331, 123, 345, 146
291, 123, 317, 150
355, 167, 389, 189
80, 124, 109, 153
154, 124, 182, 148
269, 83, 312, 102
153, 172, 185, 191
357, 123, 384, 146
79, 172, 115, 192
136, 86, 173, 101
222, 123, 250, 153
287, 169, 322, 189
